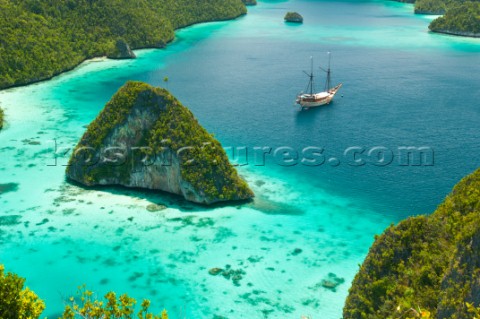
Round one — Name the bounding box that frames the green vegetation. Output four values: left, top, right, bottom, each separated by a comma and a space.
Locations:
148, 89, 253, 201
404, 0, 479, 14
61, 285, 168, 319
284, 12, 304, 23
68, 81, 253, 203
0, 265, 168, 319
0, 265, 45, 319
395, 0, 480, 36
429, 1, 480, 35
344, 167, 480, 319
414, 0, 450, 14
0, 0, 246, 90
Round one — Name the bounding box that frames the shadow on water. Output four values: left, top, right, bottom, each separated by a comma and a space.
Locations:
260, 0, 290, 4
284, 21, 304, 27
64, 178, 252, 213
294, 103, 332, 125
64, 179, 304, 216
247, 194, 305, 215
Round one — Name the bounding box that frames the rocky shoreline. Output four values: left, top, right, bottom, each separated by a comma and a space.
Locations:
430, 28, 480, 38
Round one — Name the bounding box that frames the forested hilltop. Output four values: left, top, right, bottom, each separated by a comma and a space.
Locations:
395, 0, 480, 37
0, 0, 246, 90
401, 0, 479, 14
66, 81, 254, 204
344, 167, 480, 319
429, 2, 480, 36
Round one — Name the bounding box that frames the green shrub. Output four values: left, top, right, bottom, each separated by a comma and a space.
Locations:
0, 265, 45, 319
60, 285, 168, 319
0, 264, 169, 319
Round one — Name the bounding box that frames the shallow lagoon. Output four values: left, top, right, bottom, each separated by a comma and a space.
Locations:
1, 0, 480, 318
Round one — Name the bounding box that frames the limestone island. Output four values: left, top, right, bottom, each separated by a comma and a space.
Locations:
66, 81, 254, 205
394, 0, 480, 37
241, 0, 257, 6
429, 2, 480, 37
284, 12, 303, 23
344, 167, 480, 318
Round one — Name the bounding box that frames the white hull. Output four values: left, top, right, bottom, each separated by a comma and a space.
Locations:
296, 83, 342, 109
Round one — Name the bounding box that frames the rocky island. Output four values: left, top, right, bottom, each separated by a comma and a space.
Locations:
394, 0, 480, 37
284, 12, 304, 23
429, 2, 480, 37
66, 81, 254, 205
344, 167, 480, 319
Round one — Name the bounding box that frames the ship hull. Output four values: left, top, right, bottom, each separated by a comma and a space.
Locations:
296, 84, 342, 109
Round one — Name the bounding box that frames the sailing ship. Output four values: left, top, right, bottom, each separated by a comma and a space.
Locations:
295, 53, 342, 109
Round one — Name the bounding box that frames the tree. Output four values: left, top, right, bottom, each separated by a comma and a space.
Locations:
163, 76, 169, 89
60, 285, 168, 319
0, 264, 169, 319
0, 265, 45, 319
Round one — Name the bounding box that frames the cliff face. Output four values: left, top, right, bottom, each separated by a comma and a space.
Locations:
107, 39, 136, 59
344, 168, 480, 319
66, 81, 254, 205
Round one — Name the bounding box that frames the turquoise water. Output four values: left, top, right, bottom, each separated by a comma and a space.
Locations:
1, 0, 480, 318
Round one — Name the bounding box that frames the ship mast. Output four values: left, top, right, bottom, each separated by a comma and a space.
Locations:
303, 56, 315, 95
320, 52, 332, 92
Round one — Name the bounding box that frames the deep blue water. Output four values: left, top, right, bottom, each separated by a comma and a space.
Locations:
1, 0, 480, 318
67, 0, 480, 216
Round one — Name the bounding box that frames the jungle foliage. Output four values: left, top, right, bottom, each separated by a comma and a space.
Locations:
344, 168, 480, 319
0, 0, 246, 89
429, 1, 480, 35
